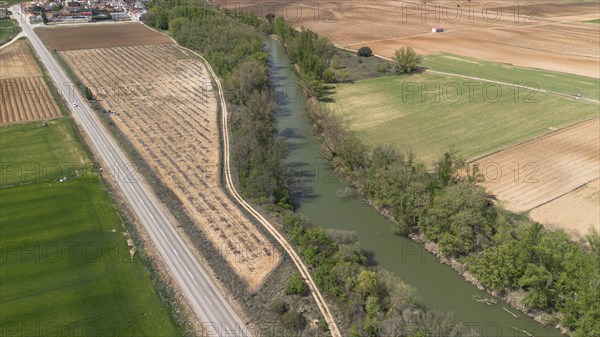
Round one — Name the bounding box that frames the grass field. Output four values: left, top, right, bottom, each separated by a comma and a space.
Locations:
0, 19, 20, 45
328, 72, 600, 164
0, 119, 182, 336
421, 53, 600, 101
0, 120, 88, 186
585, 19, 600, 23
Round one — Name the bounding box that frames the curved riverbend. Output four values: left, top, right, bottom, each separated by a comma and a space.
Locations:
266, 37, 564, 337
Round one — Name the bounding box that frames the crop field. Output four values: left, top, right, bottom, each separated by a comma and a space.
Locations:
529, 179, 600, 237
0, 39, 61, 124
52, 34, 280, 289
217, 0, 599, 77
474, 118, 599, 214
35, 23, 172, 50
0, 120, 181, 336
422, 53, 600, 101
0, 119, 88, 186
328, 72, 600, 164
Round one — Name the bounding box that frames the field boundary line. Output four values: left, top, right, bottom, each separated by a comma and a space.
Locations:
148, 26, 343, 337
527, 177, 600, 213
335, 45, 600, 104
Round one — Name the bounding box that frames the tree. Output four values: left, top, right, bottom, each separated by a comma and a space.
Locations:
41, 10, 48, 25
82, 86, 93, 100
357, 46, 373, 57
393, 47, 421, 74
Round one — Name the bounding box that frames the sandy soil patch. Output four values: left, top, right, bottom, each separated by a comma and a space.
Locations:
62, 44, 280, 290
474, 118, 600, 213
36, 23, 172, 51
530, 179, 600, 237
0, 40, 61, 124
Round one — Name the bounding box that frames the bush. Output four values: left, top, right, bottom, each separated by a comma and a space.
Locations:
270, 299, 289, 315
280, 310, 307, 331
393, 47, 422, 74
285, 272, 308, 296
323, 68, 337, 83
357, 46, 373, 57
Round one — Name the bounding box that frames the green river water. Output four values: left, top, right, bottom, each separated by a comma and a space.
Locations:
265, 37, 564, 337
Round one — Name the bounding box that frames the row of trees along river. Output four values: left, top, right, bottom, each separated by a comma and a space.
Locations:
143, 2, 599, 336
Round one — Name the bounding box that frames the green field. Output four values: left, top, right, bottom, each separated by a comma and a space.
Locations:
328, 72, 599, 164
422, 53, 600, 101
1, 120, 88, 187
585, 18, 600, 23
0, 119, 182, 336
0, 18, 20, 45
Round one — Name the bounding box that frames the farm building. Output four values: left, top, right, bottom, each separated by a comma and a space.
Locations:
432, 27, 444, 33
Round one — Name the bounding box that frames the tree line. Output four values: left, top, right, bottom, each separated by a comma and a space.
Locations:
276, 11, 598, 335
304, 102, 600, 337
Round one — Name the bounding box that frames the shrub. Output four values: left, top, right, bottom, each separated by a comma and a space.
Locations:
393, 47, 422, 74
285, 272, 308, 296
357, 46, 373, 57
270, 299, 289, 315
280, 310, 307, 331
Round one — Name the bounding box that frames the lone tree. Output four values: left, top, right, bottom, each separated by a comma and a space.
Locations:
82, 86, 93, 100
41, 10, 48, 25
357, 46, 373, 57
393, 47, 421, 74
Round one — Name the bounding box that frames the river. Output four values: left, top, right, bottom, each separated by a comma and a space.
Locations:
265, 37, 564, 337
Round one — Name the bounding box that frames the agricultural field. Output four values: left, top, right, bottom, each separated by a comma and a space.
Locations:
0, 18, 20, 45
37, 23, 281, 289
0, 39, 61, 124
36, 23, 172, 50
217, 0, 600, 77
327, 72, 600, 164
0, 119, 182, 336
474, 118, 599, 220
529, 179, 600, 237
421, 52, 600, 101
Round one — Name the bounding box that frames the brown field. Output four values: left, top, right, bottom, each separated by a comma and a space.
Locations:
473, 118, 600, 215
217, 0, 600, 77
35, 23, 172, 51
530, 179, 600, 237
60, 42, 280, 289
0, 40, 61, 124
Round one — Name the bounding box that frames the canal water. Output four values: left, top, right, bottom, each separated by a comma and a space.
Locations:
265, 37, 563, 337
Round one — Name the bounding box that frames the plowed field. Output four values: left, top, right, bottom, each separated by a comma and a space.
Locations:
0, 40, 61, 124
474, 118, 600, 214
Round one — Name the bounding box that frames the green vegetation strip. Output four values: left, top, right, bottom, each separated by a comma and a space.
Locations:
329, 72, 599, 164
422, 52, 600, 100
0, 120, 182, 336
0, 18, 20, 45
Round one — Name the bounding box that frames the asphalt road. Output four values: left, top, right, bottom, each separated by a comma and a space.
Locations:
14, 8, 251, 337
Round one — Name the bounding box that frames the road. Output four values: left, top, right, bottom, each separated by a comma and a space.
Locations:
13, 6, 251, 337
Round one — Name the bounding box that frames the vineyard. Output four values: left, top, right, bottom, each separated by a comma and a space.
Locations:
62, 43, 280, 289
474, 118, 600, 232
0, 40, 61, 124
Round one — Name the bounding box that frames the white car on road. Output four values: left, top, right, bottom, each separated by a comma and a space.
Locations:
72, 102, 78, 107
